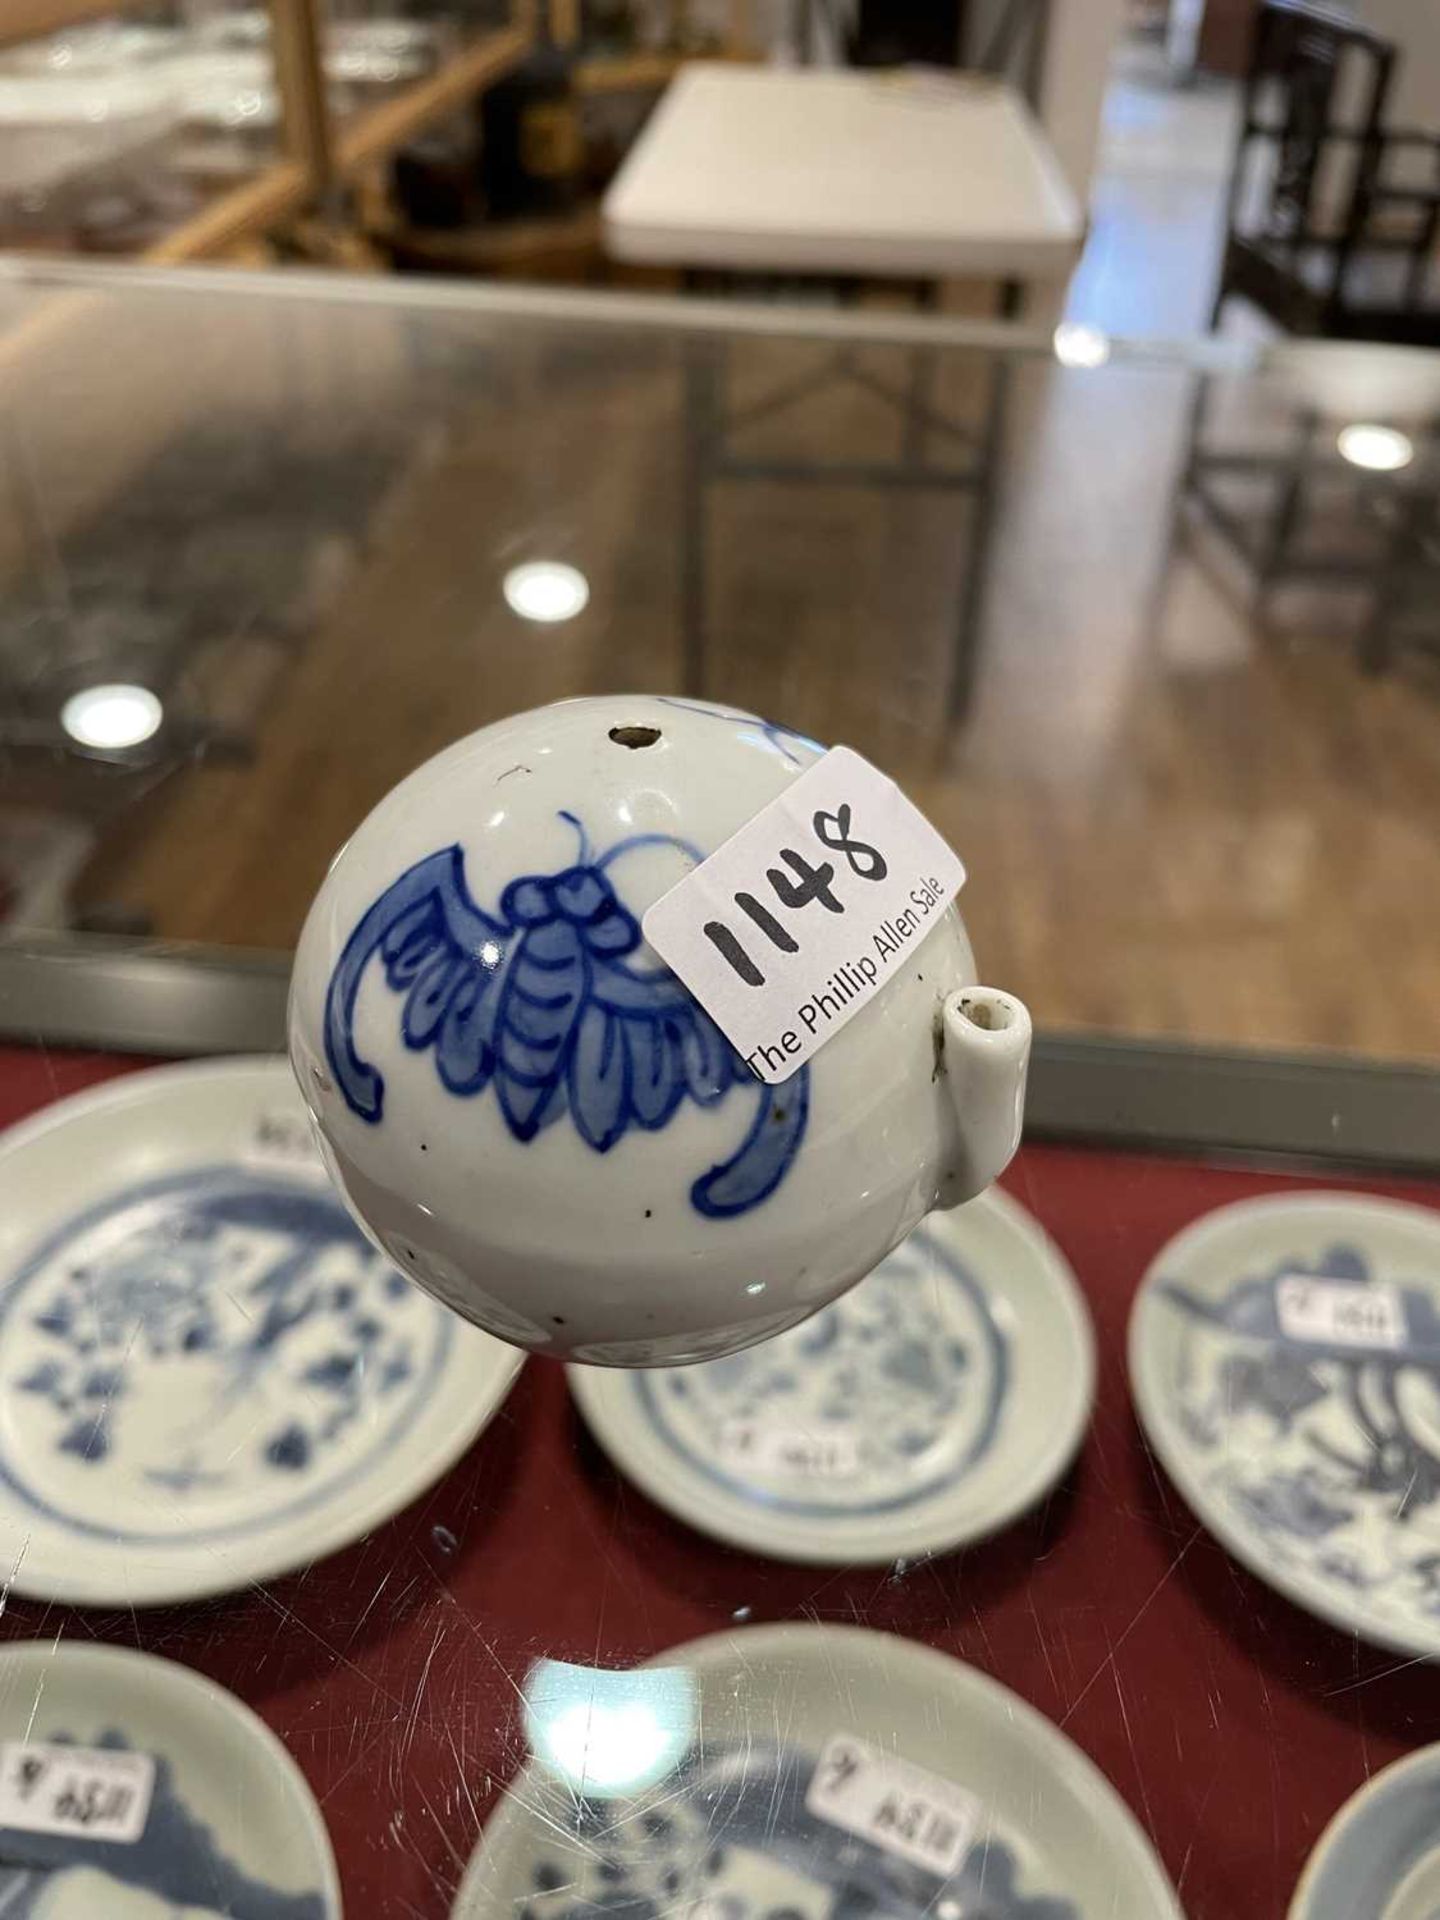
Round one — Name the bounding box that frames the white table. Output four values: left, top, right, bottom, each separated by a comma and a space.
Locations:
602, 64, 1083, 720
603, 64, 1082, 281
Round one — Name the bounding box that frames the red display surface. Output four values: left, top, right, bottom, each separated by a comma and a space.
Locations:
1, 1044, 1438, 1918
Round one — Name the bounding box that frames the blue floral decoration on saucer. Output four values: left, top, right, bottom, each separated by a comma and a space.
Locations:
635, 1224, 1007, 1518
1160, 1242, 1440, 1636
0, 1167, 450, 1546
0, 1731, 328, 1918
521, 1739, 1075, 1920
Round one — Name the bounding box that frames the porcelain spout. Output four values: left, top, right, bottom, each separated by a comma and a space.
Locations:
936, 987, 1031, 1209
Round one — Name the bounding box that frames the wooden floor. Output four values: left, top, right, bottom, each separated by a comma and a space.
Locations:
8, 46, 1440, 1066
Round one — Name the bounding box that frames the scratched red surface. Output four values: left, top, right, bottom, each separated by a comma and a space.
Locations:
2, 1043, 1439, 1918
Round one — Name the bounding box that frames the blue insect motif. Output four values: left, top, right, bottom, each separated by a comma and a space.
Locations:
324, 814, 809, 1219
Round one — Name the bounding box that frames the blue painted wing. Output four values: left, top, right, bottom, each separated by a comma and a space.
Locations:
324, 843, 810, 1221
324, 847, 510, 1123
585, 959, 809, 1219
570, 960, 738, 1152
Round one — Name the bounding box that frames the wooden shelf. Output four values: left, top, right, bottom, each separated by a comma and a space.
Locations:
141, 160, 309, 264
0, 5, 741, 267
0, 3, 531, 259
573, 46, 752, 95
384, 201, 602, 271
0, 2, 751, 266
335, 24, 529, 179
573, 49, 684, 95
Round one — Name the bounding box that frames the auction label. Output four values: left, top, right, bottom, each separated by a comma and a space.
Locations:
1276, 1274, 1406, 1350
0, 1741, 155, 1843
642, 747, 965, 1083
718, 1419, 860, 1479
805, 1732, 978, 1878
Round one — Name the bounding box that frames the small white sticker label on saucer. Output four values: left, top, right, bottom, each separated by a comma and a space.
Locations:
718, 1419, 860, 1479
1275, 1275, 1407, 1349
641, 746, 965, 1084
243, 1109, 329, 1182
0, 1741, 155, 1844
805, 1733, 978, 1878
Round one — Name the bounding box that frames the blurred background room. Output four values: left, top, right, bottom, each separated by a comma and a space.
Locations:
3, 0, 1439, 1072
5, 0, 1436, 1067
2, 10, 1440, 1920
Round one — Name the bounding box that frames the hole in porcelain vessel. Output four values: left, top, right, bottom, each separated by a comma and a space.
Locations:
609, 725, 661, 749
958, 991, 1015, 1033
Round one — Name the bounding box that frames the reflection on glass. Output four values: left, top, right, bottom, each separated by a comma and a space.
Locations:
1336, 422, 1415, 472
503, 561, 591, 624
1052, 321, 1111, 370
59, 683, 163, 753
524, 1658, 695, 1799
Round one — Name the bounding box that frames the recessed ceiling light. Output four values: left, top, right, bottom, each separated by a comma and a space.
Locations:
502, 561, 589, 624
60, 683, 163, 752
1337, 423, 1414, 472
1052, 321, 1111, 371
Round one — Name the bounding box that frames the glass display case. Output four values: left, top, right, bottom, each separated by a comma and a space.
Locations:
0, 258, 1439, 1920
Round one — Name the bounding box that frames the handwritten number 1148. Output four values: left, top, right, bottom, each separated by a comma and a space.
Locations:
702, 805, 887, 987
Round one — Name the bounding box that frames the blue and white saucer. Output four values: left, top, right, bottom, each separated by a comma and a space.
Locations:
0, 1639, 341, 1917
1290, 1743, 1440, 1919
453, 1624, 1181, 1919
568, 1188, 1095, 1564
1130, 1192, 1440, 1659
0, 1059, 523, 1607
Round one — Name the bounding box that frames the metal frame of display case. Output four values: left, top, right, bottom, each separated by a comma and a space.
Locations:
0, 937, 1436, 1175
676, 275, 1023, 723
